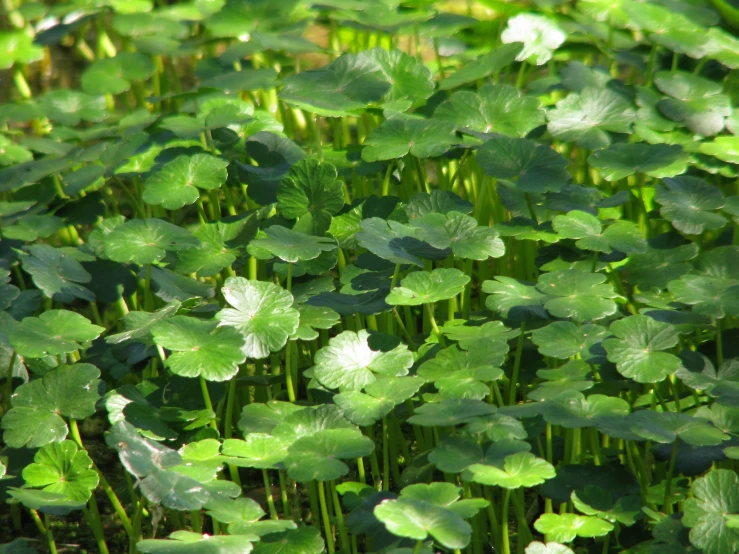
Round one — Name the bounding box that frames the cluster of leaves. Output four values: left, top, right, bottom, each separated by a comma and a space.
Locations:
2, 1, 739, 554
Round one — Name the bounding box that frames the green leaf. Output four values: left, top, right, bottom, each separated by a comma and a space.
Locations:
0, 31, 44, 69
356, 218, 444, 267
603, 315, 682, 383
547, 88, 636, 149
536, 270, 619, 321
152, 316, 246, 381
252, 526, 323, 554
222, 434, 290, 469
700, 136, 739, 164
361, 117, 456, 162
359, 47, 434, 111
525, 543, 575, 554
628, 410, 727, 446
313, 329, 413, 391
103, 218, 200, 264
654, 71, 731, 137
571, 485, 642, 525
552, 210, 646, 253
216, 277, 300, 359
501, 13, 566, 65
440, 43, 522, 90
1, 363, 101, 448
137, 531, 257, 554
386, 268, 470, 306
683, 469, 739, 554
477, 137, 570, 194
374, 498, 471, 549
333, 391, 394, 426
408, 398, 497, 427
21, 440, 98, 503
81, 52, 155, 95
277, 159, 345, 235
434, 84, 545, 137
668, 275, 739, 319
531, 322, 608, 360
2, 214, 65, 241
400, 482, 488, 519
292, 305, 340, 341
143, 154, 229, 210
18, 245, 95, 303
280, 52, 390, 117
7, 489, 85, 516
482, 276, 550, 320
250, 226, 337, 264
38, 90, 107, 126
541, 392, 630, 428
587, 143, 688, 181
654, 176, 727, 235
10, 310, 104, 358
171, 439, 224, 483
467, 452, 555, 488
285, 428, 374, 482
410, 212, 505, 260
176, 215, 257, 277
534, 513, 613, 543
625, 243, 698, 291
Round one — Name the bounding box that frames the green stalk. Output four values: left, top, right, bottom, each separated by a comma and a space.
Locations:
69, 419, 133, 536
317, 481, 335, 554
279, 471, 291, 518
330, 481, 351, 554
41, 513, 59, 554
262, 469, 279, 520
307, 481, 321, 528
424, 303, 445, 345
199, 375, 219, 431
508, 323, 526, 405
84, 506, 110, 554
500, 489, 512, 554
662, 438, 679, 515
714, 318, 724, 368
382, 416, 390, 491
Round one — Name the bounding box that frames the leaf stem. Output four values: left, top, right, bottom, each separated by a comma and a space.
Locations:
508, 322, 526, 405
317, 480, 335, 554
501, 488, 512, 554
262, 468, 279, 520
199, 375, 219, 431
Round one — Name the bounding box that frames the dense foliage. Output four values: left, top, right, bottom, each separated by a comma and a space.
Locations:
2, 0, 739, 553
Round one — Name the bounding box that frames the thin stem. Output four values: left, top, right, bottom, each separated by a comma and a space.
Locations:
382, 417, 390, 491
262, 469, 279, 520
501, 489, 512, 554
662, 438, 679, 515
424, 303, 445, 345
318, 481, 335, 554
43, 514, 59, 554
199, 375, 219, 431
715, 318, 724, 368
508, 323, 526, 405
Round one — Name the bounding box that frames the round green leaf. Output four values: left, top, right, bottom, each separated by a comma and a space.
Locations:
700, 136, 739, 164
22, 440, 98, 503
482, 276, 550, 320
250, 226, 337, 264
531, 322, 608, 360
38, 90, 107, 126
0, 31, 44, 69
81, 52, 155, 95
683, 469, 739, 554
152, 316, 246, 381
603, 315, 682, 383
552, 210, 646, 253
361, 117, 456, 162
313, 329, 413, 391
536, 270, 619, 322
103, 218, 200, 264
477, 137, 570, 194
137, 531, 256, 554
143, 154, 229, 210
668, 275, 739, 319
216, 277, 300, 359
534, 513, 613, 543
359, 47, 434, 111
654, 175, 727, 235
280, 52, 390, 117
386, 268, 470, 306
276, 158, 345, 235
222, 434, 290, 469
525, 542, 575, 554
587, 143, 688, 181
1, 363, 101, 448
10, 310, 104, 358
410, 212, 505, 260
374, 498, 471, 550
434, 84, 545, 137
285, 428, 374, 482
333, 391, 394, 426
18, 245, 95, 303
407, 398, 497, 427
466, 452, 555, 489
547, 88, 636, 149
252, 527, 324, 554
440, 43, 522, 90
